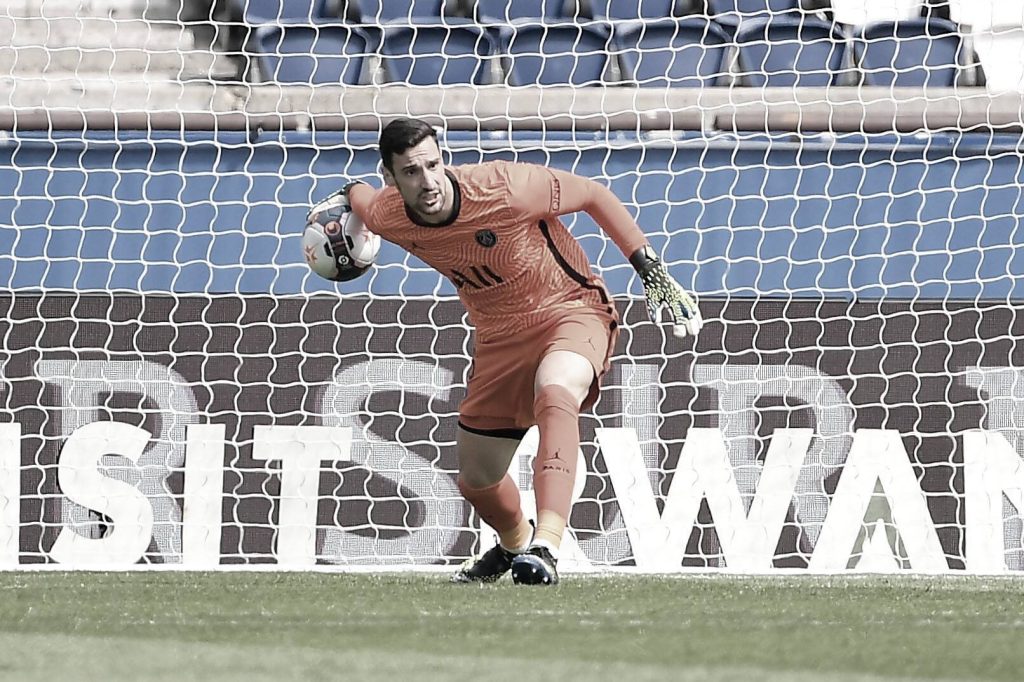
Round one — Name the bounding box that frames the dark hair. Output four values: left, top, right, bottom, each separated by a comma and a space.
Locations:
379, 118, 438, 171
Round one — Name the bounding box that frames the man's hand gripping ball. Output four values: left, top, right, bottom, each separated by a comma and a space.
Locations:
302, 181, 380, 282
630, 246, 703, 340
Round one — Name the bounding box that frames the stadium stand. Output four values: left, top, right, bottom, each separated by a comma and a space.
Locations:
707, 0, 801, 20
154, 0, 1005, 89
253, 23, 372, 84
496, 18, 611, 85
232, 0, 343, 82
707, 0, 802, 37
593, 0, 678, 21
613, 17, 732, 87
472, 0, 568, 22
734, 15, 848, 86
181, 0, 248, 66
2, 0, 1018, 104
355, 0, 447, 21
234, 0, 326, 23
378, 19, 494, 85
0, 0, 239, 83
854, 17, 963, 87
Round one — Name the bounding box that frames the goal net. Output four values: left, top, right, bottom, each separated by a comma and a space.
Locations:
1, 0, 1024, 573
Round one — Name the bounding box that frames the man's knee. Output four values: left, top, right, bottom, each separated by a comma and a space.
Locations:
533, 384, 580, 420
456, 426, 520, 488
534, 350, 594, 404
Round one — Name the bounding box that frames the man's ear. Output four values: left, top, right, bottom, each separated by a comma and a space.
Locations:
382, 166, 396, 187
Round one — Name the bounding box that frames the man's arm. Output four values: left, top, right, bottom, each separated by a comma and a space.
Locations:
549, 169, 704, 340
345, 181, 376, 225
547, 168, 647, 258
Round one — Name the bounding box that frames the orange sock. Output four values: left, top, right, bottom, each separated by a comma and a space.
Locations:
458, 475, 531, 551
498, 516, 533, 553
532, 385, 580, 551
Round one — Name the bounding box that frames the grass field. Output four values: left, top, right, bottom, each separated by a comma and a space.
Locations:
1, 571, 1022, 681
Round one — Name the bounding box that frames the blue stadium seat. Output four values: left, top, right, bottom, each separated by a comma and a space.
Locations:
735, 16, 848, 86
355, 0, 445, 21
497, 20, 611, 85
254, 24, 372, 84
614, 18, 731, 87
707, 0, 800, 21
707, 0, 801, 37
593, 0, 677, 21
855, 18, 962, 87
473, 0, 567, 22
235, 0, 327, 24
380, 19, 495, 85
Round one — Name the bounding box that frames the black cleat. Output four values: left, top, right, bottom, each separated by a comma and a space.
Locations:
451, 543, 517, 584
510, 545, 559, 586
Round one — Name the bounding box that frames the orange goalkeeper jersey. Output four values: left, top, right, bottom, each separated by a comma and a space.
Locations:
353, 161, 641, 339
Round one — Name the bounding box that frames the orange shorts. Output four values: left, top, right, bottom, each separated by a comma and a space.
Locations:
458, 305, 619, 435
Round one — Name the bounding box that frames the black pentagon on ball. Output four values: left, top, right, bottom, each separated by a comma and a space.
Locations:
325, 237, 371, 282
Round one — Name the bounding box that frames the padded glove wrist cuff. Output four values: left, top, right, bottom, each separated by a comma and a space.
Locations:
341, 179, 368, 197
629, 245, 660, 276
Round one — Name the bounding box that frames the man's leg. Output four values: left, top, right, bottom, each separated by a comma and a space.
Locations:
529, 349, 593, 552
509, 349, 594, 585
455, 426, 533, 553
450, 426, 534, 583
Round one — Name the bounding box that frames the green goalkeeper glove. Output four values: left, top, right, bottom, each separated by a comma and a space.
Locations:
630, 246, 703, 340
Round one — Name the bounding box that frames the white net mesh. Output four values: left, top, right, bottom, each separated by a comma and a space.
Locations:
1, 0, 1024, 572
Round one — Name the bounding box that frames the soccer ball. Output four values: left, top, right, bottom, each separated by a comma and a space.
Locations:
302, 191, 381, 282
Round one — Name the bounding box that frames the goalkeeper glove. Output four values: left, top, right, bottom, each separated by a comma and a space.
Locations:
629, 245, 703, 340
306, 180, 368, 223
326, 179, 368, 205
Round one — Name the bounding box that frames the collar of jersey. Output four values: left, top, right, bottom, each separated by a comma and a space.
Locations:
404, 169, 462, 228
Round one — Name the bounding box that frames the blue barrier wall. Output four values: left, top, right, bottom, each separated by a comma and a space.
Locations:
1, 130, 1022, 298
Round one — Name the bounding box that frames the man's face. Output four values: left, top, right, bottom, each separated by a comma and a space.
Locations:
383, 137, 453, 223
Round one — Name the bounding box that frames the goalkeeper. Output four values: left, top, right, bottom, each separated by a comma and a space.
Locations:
334, 117, 702, 585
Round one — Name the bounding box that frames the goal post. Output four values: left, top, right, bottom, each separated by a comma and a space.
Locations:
2, 0, 1024, 572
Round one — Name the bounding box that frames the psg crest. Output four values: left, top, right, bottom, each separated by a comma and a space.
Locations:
475, 229, 497, 247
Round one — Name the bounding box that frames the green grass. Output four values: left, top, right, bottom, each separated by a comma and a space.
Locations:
0, 572, 1021, 681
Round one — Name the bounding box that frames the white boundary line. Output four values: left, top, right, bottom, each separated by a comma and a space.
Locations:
4, 563, 1024, 578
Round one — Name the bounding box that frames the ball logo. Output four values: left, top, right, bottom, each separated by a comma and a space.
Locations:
324, 220, 342, 236
475, 229, 497, 247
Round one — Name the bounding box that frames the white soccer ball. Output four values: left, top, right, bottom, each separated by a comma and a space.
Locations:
302, 191, 381, 282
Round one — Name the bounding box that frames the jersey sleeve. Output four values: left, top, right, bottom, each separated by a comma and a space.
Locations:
505, 163, 563, 223
347, 182, 385, 233
507, 163, 648, 259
